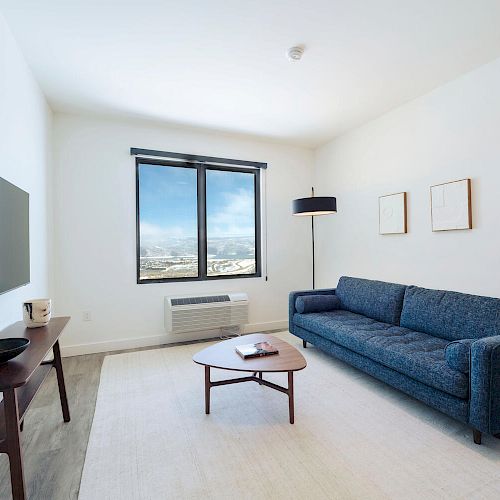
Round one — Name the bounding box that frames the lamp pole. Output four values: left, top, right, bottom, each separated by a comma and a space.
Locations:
311, 187, 315, 289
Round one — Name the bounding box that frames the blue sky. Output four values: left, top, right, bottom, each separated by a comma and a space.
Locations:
139, 164, 255, 241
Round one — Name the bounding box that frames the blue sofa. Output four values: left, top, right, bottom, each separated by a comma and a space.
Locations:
289, 276, 500, 444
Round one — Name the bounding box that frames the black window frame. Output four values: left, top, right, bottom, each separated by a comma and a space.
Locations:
136, 157, 262, 283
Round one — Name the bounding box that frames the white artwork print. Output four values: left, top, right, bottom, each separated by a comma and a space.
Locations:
431, 179, 471, 231
379, 192, 406, 234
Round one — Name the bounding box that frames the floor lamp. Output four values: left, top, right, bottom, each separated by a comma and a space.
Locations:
292, 188, 337, 289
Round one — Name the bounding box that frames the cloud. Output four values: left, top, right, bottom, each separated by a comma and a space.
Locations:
141, 187, 256, 241
140, 222, 190, 241
207, 188, 255, 237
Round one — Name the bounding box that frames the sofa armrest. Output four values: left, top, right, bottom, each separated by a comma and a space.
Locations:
288, 288, 336, 333
469, 336, 500, 434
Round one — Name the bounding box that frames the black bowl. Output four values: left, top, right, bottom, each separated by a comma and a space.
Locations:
0, 338, 30, 364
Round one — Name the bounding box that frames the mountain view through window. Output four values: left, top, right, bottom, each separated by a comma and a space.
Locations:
137, 161, 259, 282
206, 169, 256, 277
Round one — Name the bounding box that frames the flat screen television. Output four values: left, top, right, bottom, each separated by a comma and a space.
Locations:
0, 177, 30, 294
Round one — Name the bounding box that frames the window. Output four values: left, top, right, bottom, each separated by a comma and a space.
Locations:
136, 158, 261, 283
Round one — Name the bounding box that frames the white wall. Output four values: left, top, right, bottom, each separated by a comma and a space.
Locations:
0, 14, 52, 329
53, 114, 313, 355
314, 57, 500, 297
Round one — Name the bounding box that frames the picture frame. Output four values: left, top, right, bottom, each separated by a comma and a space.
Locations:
379, 192, 407, 235
430, 178, 472, 232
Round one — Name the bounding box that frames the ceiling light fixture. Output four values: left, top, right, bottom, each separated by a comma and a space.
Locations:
286, 46, 304, 62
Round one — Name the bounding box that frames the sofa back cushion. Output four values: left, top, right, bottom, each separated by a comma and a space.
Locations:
335, 276, 407, 325
400, 286, 500, 340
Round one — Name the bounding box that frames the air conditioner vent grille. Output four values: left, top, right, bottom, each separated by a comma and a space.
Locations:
171, 295, 230, 306
165, 293, 248, 335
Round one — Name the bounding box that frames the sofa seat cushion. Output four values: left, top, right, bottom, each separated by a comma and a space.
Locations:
293, 310, 468, 399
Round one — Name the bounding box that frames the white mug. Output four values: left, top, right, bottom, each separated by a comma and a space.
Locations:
23, 299, 52, 328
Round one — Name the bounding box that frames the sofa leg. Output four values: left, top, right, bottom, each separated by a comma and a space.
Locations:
473, 429, 482, 445
302, 340, 307, 348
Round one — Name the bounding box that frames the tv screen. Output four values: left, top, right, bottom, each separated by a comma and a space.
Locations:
0, 177, 30, 294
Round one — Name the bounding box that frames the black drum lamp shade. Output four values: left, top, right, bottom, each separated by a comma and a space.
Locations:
292, 196, 337, 216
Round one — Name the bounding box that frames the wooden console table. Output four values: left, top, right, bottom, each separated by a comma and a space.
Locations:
0, 317, 71, 500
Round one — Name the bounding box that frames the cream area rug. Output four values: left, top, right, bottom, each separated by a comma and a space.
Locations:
79, 331, 500, 500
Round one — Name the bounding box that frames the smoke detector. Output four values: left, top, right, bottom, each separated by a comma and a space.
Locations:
286, 46, 304, 62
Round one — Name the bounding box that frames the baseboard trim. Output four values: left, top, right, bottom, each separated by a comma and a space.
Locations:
242, 320, 288, 334
61, 335, 168, 357
60, 320, 289, 357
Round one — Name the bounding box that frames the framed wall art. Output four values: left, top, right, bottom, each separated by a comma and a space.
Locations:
430, 178, 472, 231
379, 192, 407, 235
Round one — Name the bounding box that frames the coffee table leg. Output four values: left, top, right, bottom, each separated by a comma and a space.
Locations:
288, 371, 294, 424
252, 372, 263, 385
205, 366, 210, 414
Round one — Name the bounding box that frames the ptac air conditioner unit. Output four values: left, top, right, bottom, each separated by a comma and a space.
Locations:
164, 293, 249, 334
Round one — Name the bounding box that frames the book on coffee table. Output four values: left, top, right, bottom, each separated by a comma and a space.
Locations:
235, 341, 279, 359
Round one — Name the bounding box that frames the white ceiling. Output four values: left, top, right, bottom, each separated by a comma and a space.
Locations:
2, 0, 500, 147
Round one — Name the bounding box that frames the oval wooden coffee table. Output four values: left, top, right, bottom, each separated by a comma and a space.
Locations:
193, 333, 306, 424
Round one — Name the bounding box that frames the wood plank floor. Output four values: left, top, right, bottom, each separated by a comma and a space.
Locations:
0, 337, 226, 500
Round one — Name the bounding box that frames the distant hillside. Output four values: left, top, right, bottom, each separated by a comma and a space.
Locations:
140, 236, 255, 259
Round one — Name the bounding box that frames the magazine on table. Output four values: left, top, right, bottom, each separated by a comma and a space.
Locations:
235, 341, 279, 359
